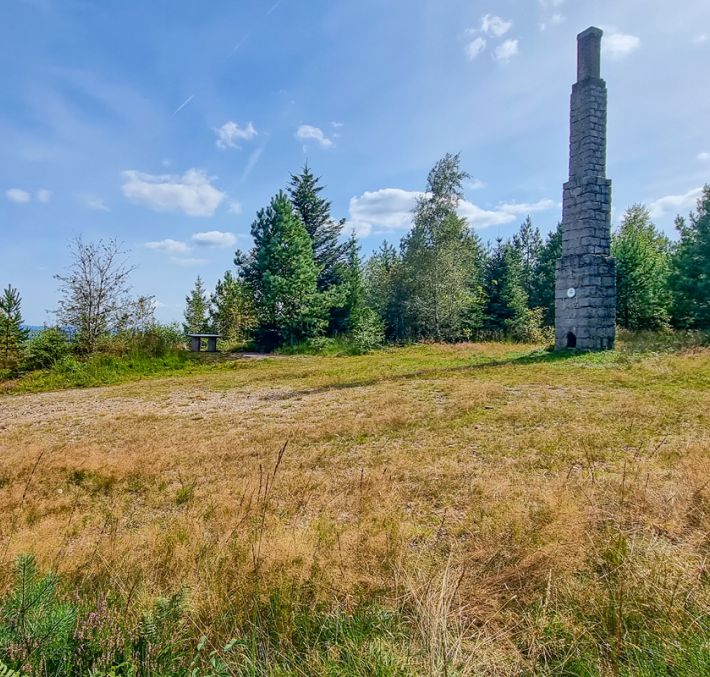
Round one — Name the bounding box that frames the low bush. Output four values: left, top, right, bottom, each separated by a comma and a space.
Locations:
20, 328, 70, 371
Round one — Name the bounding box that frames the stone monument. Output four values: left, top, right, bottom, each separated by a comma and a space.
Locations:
555, 27, 616, 350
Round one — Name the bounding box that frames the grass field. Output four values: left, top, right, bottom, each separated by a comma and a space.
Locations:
0, 340, 709, 674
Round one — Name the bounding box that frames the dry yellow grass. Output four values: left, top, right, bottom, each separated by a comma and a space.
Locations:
0, 341, 708, 673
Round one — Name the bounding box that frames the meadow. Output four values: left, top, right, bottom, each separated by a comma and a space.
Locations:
0, 338, 708, 675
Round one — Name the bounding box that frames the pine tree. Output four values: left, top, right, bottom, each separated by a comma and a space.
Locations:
612, 204, 671, 330
338, 232, 365, 331
364, 241, 406, 340
240, 192, 325, 347
483, 239, 533, 337
670, 185, 710, 329
512, 216, 543, 300
400, 153, 486, 341
529, 224, 562, 327
288, 165, 347, 290
183, 276, 210, 334
0, 285, 29, 369
209, 270, 255, 344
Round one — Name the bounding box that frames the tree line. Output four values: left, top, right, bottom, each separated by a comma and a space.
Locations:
2, 153, 709, 371
183, 154, 710, 352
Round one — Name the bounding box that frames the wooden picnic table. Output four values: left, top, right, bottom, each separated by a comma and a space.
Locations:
186, 333, 221, 353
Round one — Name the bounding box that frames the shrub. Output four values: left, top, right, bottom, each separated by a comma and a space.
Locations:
349, 307, 386, 354
20, 328, 70, 371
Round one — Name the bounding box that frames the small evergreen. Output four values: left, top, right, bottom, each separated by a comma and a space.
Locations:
483, 238, 533, 337
183, 276, 211, 334
670, 185, 710, 329
612, 204, 672, 330
528, 224, 562, 327
512, 215, 543, 300
209, 270, 255, 344
0, 285, 29, 370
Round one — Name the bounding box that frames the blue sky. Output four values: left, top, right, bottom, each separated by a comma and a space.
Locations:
1, 0, 708, 324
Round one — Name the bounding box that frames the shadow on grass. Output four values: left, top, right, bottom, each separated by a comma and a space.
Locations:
269, 347, 584, 401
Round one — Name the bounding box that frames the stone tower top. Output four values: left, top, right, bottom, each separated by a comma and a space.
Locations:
577, 26, 603, 82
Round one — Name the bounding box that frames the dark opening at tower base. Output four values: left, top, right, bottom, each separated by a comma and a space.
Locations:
566, 332, 577, 348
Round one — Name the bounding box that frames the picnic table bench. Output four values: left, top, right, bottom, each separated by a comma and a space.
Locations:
186, 333, 221, 353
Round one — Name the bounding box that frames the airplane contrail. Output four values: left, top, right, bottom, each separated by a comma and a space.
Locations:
170, 94, 195, 117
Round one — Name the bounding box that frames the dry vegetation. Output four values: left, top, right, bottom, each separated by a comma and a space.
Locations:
0, 340, 708, 674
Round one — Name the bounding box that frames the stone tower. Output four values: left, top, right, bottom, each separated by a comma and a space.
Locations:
555, 27, 616, 350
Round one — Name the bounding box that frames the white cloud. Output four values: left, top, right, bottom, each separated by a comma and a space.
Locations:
538, 0, 565, 8
121, 169, 226, 217
459, 198, 555, 228
540, 13, 565, 30
191, 230, 237, 248
229, 201, 243, 214
169, 257, 208, 267
466, 37, 487, 60
480, 14, 512, 37
331, 121, 344, 129
145, 239, 191, 255
79, 194, 110, 211
697, 151, 710, 161
693, 34, 708, 44
468, 178, 486, 190
649, 187, 703, 218
36, 189, 51, 203
348, 188, 555, 236
6, 188, 31, 203
602, 32, 640, 59
295, 125, 334, 149
494, 39, 519, 63
214, 121, 257, 149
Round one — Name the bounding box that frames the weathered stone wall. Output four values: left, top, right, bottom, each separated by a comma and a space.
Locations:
555, 27, 616, 351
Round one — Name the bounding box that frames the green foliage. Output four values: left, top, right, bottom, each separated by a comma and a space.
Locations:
512, 215, 543, 300
288, 164, 347, 291
528, 223, 562, 327
0, 554, 76, 674
240, 192, 327, 349
483, 238, 542, 340
0, 285, 28, 370
209, 270, 256, 345
183, 276, 211, 334
670, 184, 710, 329
612, 204, 672, 330
55, 238, 135, 353
364, 241, 406, 341
20, 327, 70, 371
400, 153, 486, 341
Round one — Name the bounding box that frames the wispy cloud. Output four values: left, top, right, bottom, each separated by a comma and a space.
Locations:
170, 94, 194, 117
296, 125, 334, 149
348, 189, 555, 236
215, 121, 257, 150
5, 188, 31, 203
466, 37, 487, 61
191, 231, 237, 248
480, 14, 512, 38
36, 189, 51, 203
145, 239, 191, 254
602, 32, 641, 59
77, 194, 110, 211
649, 186, 702, 218
697, 151, 709, 161
494, 39, 519, 63
121, 169, 227, 217
169, 257, 208, 267
241, 146, 264, 181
